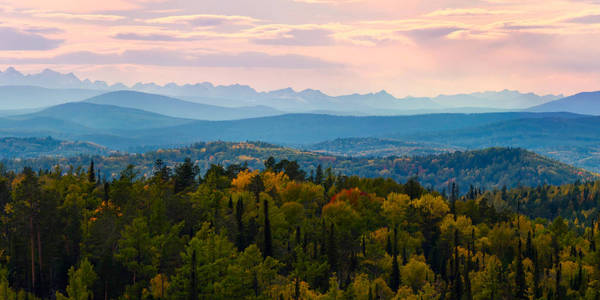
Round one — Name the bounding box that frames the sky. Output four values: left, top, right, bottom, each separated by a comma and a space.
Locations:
0, 0, 599, 96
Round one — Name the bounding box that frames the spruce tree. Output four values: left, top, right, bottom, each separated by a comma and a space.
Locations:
315, 164, 324, 184
533, 249, 542, 299
88, 160, 95, 183
556, 263, 563, 300
390, 254, 400, 292
515, 239, 527, 299
263, 199, 273, 258
190, 249, 197, 300
525, 231, 534, 259
327, 224, 338, 273
235, 198, 245, 251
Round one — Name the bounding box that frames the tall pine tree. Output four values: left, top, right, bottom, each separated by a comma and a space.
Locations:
263, 199, 273, 258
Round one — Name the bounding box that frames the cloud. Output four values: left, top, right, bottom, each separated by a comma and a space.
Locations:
113, 32, 196, 41
252, 28, 335, 46
426, 8, 520, 17
566, 14, 600, 23
293, 0, 362, 3
144, 14, 259, 26
0, 27, 63, 50
32, 12, 125, 21
401, 26, 463, 41
2, 49, 342, 69
498, 22, 554, 30
446, 29, 507, 40
24, 26, 65, 34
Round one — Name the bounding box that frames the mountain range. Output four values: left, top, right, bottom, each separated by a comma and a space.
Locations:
1, 100, 599, 172
528, 91, 600, 115
0, 67, 565, 114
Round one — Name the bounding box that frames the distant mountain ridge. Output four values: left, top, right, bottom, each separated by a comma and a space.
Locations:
0, 136, 111, 159
0, 85, 104, 109
83, 90, 283, 120
433, 90, 562, 109
13, 102, 194, 130
0, 67, 563, 113
527, 91, 600, 115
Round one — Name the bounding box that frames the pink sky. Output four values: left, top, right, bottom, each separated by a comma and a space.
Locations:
0, 0, 599, 96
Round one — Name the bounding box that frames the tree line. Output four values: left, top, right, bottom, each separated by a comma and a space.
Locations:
0, 157, 599, 299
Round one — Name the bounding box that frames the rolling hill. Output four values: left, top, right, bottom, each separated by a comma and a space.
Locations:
13, 102, 194, 130
0, 136, 112, 159
0, 142, 594, 191
83, 90, 283, 120
305, 137, 462, 157
0, 85, 104, 110
528, 91, 600, 115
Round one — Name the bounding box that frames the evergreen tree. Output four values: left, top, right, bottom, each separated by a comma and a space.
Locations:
55, 258, 97, 300
190, 250, 197, 300
315, 164, 324, 185
87, 160, 95, 184
235, 198, 245, 251
327, 224, 337, 274
515, 239, 527, 299
249, 174, 265, 202
556, 263, 563, 300
173, 158, 199, 193
263, 199, 273, 258
525, 231, 534, 259
533, 249, 542, 298
390, 254, 400, 292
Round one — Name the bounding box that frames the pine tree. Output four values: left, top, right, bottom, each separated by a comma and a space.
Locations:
515, 239, 527, 299
315, 164, 324, 184
263, 199, 273, 258
386, 235, 392, 256
464, 253, 472, 300
361, 235, 366, 257
390, 254, 400, 292
87, 160, 96, 183
235, 198, 245, 251
556, 263, 563, 300
327, 224, 338, 273
525, 231, 534, 259
451, 229, 462, 300
249, 175, 265, 202
190, 249, 197, 300
533, 249, 542, 299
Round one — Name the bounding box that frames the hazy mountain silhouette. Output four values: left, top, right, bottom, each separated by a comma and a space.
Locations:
84, 90, 283, 120
0, 67, 564, 114
14, 102, 193, 130
0, 85, 104, 110
527, 91, 600, 115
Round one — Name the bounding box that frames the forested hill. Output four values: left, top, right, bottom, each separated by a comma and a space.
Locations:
1, 152, 600, 299
0, 136, 112, 158
1, 141, 595, 191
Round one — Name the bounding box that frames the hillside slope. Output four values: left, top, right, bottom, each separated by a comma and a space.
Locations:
0, 136, 112, 158
528, 91, 600, 115
2, 142, 594, 191
0, 85, 104, 109
14, 102, 194, 130
84, 90, 283, 120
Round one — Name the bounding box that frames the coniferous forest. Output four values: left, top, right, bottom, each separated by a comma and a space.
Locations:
1, 157, 600, 299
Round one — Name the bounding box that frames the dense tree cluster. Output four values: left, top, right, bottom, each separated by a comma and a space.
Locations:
469, 181, 600, 225
1, 143, 595, 193
0, 158, 599, 299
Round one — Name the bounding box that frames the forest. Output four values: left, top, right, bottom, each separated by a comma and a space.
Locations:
0, 156, 599, 300
0, 141, 594, 192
